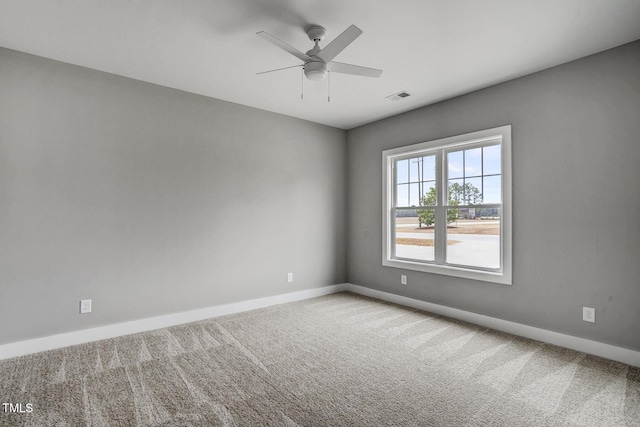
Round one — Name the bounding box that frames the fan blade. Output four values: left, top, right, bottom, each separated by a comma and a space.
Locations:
328, 61, 383, 78
257, 31, 310, 62
316, 25, 363, 62
257, 64, 303, 75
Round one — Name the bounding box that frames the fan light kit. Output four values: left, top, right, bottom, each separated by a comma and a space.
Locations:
257, 24, 382, 86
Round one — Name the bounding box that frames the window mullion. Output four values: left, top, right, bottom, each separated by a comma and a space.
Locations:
434, 150, 445, 264
390, 160, 397, 260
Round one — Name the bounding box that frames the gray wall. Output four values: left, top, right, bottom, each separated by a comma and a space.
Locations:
0, 48, 347, 345
347, 40, 640, 351
2, 39, 639, 352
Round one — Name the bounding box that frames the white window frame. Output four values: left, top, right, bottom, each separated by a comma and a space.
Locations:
382, 125, 512, 285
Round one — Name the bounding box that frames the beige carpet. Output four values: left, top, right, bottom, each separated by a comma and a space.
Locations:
1, 292, 639, 426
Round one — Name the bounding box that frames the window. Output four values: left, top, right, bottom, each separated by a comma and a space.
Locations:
382, 125, 512, 284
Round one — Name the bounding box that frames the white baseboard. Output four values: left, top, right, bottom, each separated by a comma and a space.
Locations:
3, 282, 638, 368
0, 284, 348, 361
345, 283, 640, 368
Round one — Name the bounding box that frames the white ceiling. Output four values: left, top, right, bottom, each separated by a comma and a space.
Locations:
1, 1, 640, 130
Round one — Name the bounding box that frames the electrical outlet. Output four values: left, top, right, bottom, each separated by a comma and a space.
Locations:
582, 307, 595, 323
80, 299, 92, 314
401, 275, 407, 285
287, 272, 293, 283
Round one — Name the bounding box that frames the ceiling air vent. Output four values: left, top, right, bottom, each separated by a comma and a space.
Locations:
386, 91, 411, 101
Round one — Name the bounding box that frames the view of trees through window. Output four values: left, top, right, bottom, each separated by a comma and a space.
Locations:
394, 144, 501, 269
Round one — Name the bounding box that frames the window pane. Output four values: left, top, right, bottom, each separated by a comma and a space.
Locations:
475, 207, 500, 219
409, 183, 420, 206
409, 158, 420, 182
396, 159, 409, 184
483, 145, 501, 175
465, 148, 482, 177
423, 155, 436, 181
446, 210, 500, 269
448, 151, 464, 179
448, 179, 464, 205
397, 184, 409, 207
395, 210, 435, 262
483, 175, 501, 204
465, 177, 483, 205
420, 181, 436, 206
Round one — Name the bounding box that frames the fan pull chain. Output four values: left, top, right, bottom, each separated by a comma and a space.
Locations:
327, 71, 331, 103
301, 67, 304, 100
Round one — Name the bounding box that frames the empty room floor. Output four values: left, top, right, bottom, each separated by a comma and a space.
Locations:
1, 292, 639, 426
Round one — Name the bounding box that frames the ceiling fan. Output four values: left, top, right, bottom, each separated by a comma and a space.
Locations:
257, 24, 382, 81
